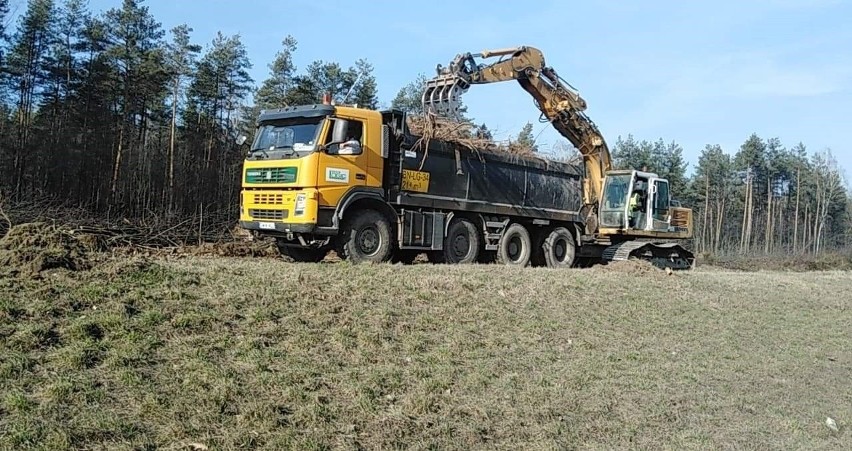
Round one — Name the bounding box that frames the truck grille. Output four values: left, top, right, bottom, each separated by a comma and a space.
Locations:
253, 193, 284, 205
245, 167, 297, 183
250, 209, 288, 220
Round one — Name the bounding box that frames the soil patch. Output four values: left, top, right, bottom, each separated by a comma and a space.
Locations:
0, 222, 102, 278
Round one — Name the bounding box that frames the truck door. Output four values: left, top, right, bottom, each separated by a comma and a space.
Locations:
651, 179, 671, 231
317, 116, 369, 205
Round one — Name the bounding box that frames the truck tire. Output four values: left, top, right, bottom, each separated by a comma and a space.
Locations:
443, 218, 481, 264
542, 227, 576, 268
497, 223, 532, 266
339, 209, 393, 264
277, 243, 328, 263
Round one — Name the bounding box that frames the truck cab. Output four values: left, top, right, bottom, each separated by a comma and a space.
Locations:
239, 104, 389, 259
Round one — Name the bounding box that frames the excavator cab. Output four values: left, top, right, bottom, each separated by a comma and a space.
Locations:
599, 170, 672, 233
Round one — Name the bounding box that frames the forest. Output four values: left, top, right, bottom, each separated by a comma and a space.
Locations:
1, 0, 849, 256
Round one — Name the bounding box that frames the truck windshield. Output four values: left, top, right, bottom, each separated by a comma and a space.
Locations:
251, 118, 323, 154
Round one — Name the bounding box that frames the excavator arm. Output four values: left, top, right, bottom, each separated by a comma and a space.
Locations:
421, 46, 612, 208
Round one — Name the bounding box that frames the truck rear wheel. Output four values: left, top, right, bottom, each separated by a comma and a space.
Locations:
339, 209, 393, 264
497, 223, 532, 267
542, 227, 576, 268
443, 218, 480, 264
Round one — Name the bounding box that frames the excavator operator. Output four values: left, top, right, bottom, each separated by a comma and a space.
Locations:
629, 180, 647, 229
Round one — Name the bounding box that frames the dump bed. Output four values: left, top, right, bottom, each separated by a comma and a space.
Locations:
387, 134, 585, 223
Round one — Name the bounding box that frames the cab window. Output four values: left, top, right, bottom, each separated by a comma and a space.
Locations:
324, 118, 364, 155
653, 180, 670, 221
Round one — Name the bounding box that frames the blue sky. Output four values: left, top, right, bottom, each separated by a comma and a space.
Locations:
30, 0, 852, 177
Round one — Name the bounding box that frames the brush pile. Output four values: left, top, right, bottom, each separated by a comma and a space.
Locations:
0, 222, 101, 278
405, 113, 537, 157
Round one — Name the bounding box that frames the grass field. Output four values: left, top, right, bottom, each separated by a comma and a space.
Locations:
1, 254, 850, 450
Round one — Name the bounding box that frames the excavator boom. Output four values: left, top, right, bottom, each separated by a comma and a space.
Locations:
422, 46, 696, 270
422, 46, 612, 208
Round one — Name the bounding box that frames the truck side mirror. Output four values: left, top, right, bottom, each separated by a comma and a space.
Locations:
332, 119, 349, 144
236, 134, 248, 146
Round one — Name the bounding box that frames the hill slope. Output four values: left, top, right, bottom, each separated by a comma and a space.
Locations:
1, 257, 850, 450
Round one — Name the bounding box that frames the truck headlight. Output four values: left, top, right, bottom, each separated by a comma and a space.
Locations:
295, 193, 306, 216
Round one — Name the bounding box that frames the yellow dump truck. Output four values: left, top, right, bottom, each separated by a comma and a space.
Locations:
238, 46, 694, 269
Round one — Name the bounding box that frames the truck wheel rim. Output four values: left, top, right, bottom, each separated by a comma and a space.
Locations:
508, 236, 522, 260
452, 233, 469, 259
554, 239, 566, 261
357, 227, 380, 255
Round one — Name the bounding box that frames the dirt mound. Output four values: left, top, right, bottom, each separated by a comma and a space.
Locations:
596, 259, 670, 276
186, 240, 279, 258
0, 222, 100, 278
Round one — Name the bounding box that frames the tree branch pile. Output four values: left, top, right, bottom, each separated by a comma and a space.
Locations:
0, 198, 253, 249
405, 113, 537, 157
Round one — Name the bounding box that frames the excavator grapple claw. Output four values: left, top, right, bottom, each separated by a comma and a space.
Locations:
421, 74, 469, 118
422, 72, 470, 118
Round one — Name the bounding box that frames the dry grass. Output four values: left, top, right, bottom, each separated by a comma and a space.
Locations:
0, 255, 850, 450
701, 250, 852, 272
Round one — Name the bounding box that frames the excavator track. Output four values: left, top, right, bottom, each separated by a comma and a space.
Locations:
602, 241, 695, 270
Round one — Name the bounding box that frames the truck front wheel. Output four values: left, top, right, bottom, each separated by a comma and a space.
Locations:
339, 209, 393, 264
497, 223, 532, 267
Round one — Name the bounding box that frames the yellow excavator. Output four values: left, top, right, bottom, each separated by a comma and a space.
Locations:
422, 46, 695, 268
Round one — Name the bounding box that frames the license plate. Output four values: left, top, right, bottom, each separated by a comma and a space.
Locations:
258, 222, 275, 230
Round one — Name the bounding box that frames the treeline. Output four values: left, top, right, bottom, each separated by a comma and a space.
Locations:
0, 0, 377, 219
612, 134, 851, 255
1, 0, 849, 255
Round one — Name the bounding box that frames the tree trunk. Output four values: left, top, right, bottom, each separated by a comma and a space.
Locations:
169, 77, 179, 213
793, 167, 800, 253
703, 174, 710, 253
764, 177, 772, 254
739, 176, 749, 252
813, 182, 822, 254
715, 198, 725, 253
111, 121, 125, 197
804, 204, 811, 253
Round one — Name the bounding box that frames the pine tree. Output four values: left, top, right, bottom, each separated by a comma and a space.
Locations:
0, 0, 10, 68
693, 144, 733, 253
391, 72, 469, 119
391, 73, 427, 114
164, 23, 200, 210
348, 58, 377, 109
184, 32, 253, 208
103, 0, 167, 202
4, 0, 56, 194
36, 0, 88, 194
612, 134, 652, 171
254, 34, 297, 109
280, 57, 377, 109
663, 140, 687, 196
515, 122, 538, 152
